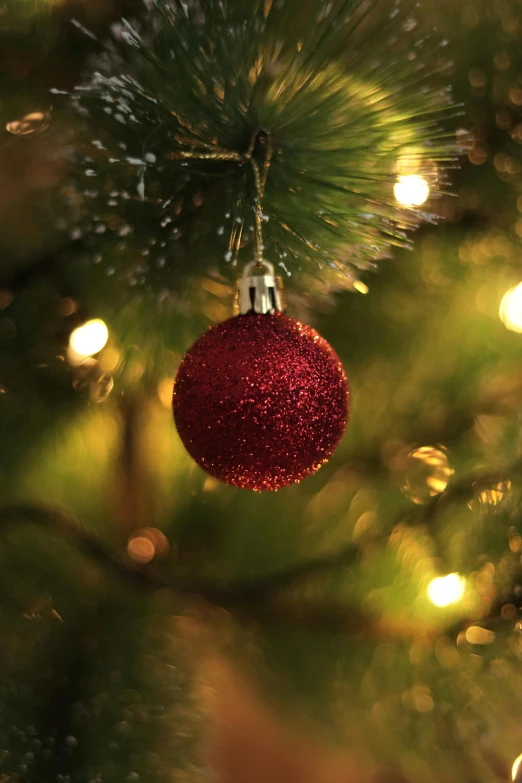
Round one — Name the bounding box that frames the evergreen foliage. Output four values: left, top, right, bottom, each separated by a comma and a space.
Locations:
1, 0, 522, 781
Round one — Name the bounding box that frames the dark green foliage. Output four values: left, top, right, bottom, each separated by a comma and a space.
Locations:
68, 0, 457, 298
0, 535, 205, 783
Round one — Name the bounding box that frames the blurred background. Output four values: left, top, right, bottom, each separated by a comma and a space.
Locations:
1, 0, 522, 781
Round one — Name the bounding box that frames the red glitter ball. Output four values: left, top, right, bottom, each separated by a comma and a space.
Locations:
173, 313, 349, 491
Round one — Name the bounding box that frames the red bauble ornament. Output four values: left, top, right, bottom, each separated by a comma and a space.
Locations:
173, 313, 349, 491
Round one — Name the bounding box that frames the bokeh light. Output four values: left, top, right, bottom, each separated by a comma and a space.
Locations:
6, 110, 52, 135
68, 319, 109, 364
394, 175, 430, 207
512, 754, 522, 781
402, 446, 454, 504
127, 528, 170, 563
427, 574, 466, 607
469, 480, 512, 509
127, 536, 155, 564
500, 283, 522, 333
464, 625, 495, 645
158, 378, 175, 409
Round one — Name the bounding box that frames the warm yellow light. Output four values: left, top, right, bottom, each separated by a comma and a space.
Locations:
68, 319, 109, 363
6, 110, 51, 135
500, 283, 522, 333
127, 528, 169, 564
354, 281, 369, 295
394, 175, 430, 207
403, 446, 453, 504
464, 625, 495, 645
127, 536, 155, 564
158, 378, 175, 409
512, 754, 522, 781
427, 574, 466, 607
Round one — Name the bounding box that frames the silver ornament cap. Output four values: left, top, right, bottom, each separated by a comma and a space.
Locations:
237, 260, 284, 315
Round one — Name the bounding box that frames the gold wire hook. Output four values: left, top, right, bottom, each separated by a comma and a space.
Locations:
247, 129, 272, 265
169, 128, 272, 266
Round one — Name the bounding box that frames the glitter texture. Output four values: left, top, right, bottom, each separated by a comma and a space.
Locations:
173, 314, 349, 491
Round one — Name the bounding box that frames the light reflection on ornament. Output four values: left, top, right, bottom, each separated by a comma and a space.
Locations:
68, 319, 109, 364
427, 574, 466, 607
394, 174, 430, 207
500, 283, 522, 333
512, 754, 522, 781
402, 446, 453, 504
6, 110, 52, 135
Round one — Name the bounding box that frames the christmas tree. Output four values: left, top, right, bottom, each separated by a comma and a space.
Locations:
1, 0, 522, 780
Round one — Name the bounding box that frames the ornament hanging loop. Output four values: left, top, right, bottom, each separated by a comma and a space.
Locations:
237, 260, 284, 315
249, 130, 272, 265
169, 128, 272, 266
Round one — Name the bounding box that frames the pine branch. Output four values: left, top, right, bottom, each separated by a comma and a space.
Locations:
227, 543, 361, 599
0, 503, 375, 637
0, 504, 158, 590
2, 447, 520, 641
63, 0, 458, 293
0, 503, 360, 599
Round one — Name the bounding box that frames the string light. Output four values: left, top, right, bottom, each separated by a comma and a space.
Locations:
394, 174, 430, 207
500, 283, 522, 333
68, 319, 109, 364
427, 574, 466, 607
